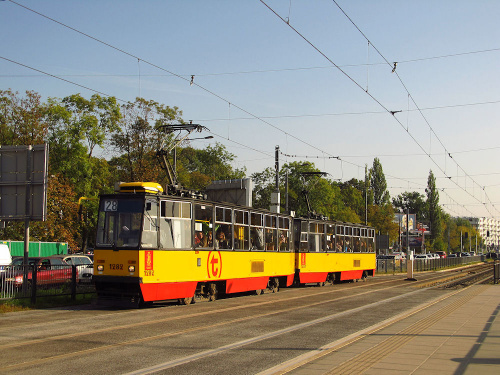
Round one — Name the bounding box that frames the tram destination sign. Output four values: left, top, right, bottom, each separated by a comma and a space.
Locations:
0, 144, 49, 221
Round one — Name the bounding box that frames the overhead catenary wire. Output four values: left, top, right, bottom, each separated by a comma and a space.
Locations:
261, 0, 498, 218
330, 0, 500, 218
4, 0, 497, 218
3, 47, 498, 79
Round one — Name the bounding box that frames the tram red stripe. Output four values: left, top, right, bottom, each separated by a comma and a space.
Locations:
340, 270, 363, 281
140, 281, 197, 302
225, 276, 269, 294
299, 272, 328, 284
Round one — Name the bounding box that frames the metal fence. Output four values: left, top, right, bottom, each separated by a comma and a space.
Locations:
0, 265, 95, 303
376, 255, 484, 274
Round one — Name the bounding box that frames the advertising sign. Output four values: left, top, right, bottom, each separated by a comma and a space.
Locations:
0, 144, 49, 221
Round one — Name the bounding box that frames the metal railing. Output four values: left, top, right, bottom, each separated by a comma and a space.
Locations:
0, 265, 95, 303
376, 255, 484, 274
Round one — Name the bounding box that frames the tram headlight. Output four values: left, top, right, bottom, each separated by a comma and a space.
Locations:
97, 265, 104, 272
128, 265, 135, 272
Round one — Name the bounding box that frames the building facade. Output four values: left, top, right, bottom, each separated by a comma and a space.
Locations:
467, 217, 499, 250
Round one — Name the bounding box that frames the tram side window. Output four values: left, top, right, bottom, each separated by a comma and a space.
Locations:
300, 221, 309, 252
234, 210, 249, 250
326, 224, 335, 251
336, 225, 345, 252
319, 223, 325, 252
278, 217, 290, 251
352, 228, 360, 252
215, 207, 232, 250
194, 204, 213, 248
250, 212, 264, 250
265, 215, 277, 250
344, 227, 352, 252
360, 228, 367, 252
367, 229, 375, 252
141, 199, 158, 249
309, 223, 320, 252
159, 200, 192, 249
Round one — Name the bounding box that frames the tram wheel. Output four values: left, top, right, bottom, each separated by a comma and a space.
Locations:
267, 277, 279, 293
317, 282, 325, 287
179, 297, 193, 305
254, 289, 263, 295
208, 283, 218, 302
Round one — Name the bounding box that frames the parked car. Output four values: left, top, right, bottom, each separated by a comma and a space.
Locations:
4, 256, 74, 288
414, 254, 428, 260
60, 255, 93, 283
436, 251, 447, 258
448, 253, 458, 258
0, 244, 12, 275
10, 256, 42, 266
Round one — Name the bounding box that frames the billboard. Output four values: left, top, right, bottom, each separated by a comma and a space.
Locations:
394, 213, 417, 231
0, 144, 49, 221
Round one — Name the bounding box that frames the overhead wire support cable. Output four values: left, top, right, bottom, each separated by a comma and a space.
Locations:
261, 0, 494, 217
8, 0, 353, 172
330, 0, 498, 217
0, 55, 129, 104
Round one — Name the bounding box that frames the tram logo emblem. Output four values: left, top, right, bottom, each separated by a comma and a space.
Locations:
145, 250, 153, 270
301, 253, 306, 268
207, 251, 222, 279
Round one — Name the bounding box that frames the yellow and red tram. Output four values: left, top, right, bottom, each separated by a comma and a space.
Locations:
93, 182, 375, 306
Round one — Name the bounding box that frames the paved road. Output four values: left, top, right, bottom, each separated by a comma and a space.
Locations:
0, 272, 477, 375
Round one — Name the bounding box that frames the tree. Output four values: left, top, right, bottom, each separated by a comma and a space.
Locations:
251, 161, 359, 221
367, 204, 399, 243
0, 89, 48, 145
392, 191, 427, 220
336, 178, 365, 221
426, 170, 443, 247
177, 143, 246, 190
370, 158, 390, 206
60, 94, 121, 158
45, 94, 119, 197
111, 97, 183, 184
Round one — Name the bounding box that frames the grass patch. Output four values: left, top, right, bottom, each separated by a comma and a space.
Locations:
0, 292, 96, 313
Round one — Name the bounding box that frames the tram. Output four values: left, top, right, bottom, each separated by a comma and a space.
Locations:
93, 182, 376, 306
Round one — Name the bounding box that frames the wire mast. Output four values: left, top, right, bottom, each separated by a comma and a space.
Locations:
270, 145, 280, 213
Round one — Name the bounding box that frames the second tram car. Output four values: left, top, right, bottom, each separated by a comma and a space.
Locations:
93, 182, 375, 306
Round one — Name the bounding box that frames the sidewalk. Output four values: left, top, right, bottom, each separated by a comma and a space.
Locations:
278, 284, 500, 374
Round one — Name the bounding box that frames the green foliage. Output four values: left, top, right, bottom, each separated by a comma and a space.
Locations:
370, 158, 390, 206
1, 90, 464, 255
392, 191, 427, 220
110, 97, 183, 183
367, 203, 398, 242
0, 89, 48, 145
177, 143, 245, 190
426, 170, 443, 241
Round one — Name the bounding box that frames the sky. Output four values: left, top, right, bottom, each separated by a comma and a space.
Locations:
1, 0, 500, 219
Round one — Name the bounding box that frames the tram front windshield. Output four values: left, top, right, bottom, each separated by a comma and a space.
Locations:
96, 198, 144, 248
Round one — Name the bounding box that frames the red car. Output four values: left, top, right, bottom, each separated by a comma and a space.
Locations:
5, 256, 75, 288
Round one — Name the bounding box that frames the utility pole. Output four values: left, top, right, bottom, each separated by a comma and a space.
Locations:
270, 145, 280, 213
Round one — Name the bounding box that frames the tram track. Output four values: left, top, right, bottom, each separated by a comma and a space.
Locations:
0, 265, 480, 350
0, 264, 494, 374
259, 273, 494, 375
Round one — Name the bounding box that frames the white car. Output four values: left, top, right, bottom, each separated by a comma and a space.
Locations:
62, 255, 93, 283
0, 244, 12, 275
414, 254, 428, 260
